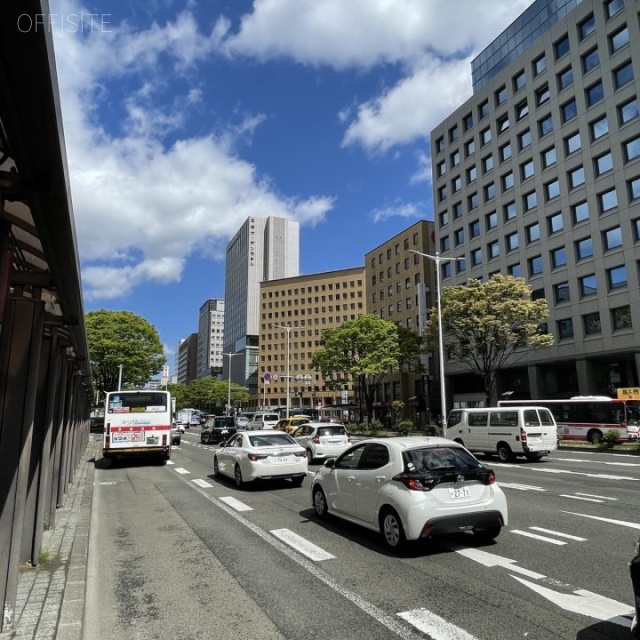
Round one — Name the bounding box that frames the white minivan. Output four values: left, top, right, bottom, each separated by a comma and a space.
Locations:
447, 406, 558, 462
247, 412, 280, 430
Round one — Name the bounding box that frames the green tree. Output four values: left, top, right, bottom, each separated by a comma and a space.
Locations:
167, 383, 188, 409
85, 310, 166, 397
311, 315, 401, 424
184, 377, 249, 414
426, 274, 553, 405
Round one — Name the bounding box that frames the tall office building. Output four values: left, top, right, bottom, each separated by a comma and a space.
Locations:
431, 0, 640, 406
196, 299, 225, 379
176, 333, 198, 385
224, 217, 300, 393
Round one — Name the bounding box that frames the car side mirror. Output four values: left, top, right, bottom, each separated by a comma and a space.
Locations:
324, 458, 336, 468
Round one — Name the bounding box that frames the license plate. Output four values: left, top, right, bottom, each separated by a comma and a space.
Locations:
273, 456, 291, 464
449, 486, 471, 499
221, 429, 228, 434
528, 435, 541, 442
326, 440, 342, 446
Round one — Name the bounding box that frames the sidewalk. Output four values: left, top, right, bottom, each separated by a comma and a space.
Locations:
3, 439, 96, 640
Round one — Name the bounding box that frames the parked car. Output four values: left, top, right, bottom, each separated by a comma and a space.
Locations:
171, 426, 181, 446
275, 415, 312, 435
247, 412, 280, 430
213, 430, 308, 488
311, 436, 508, 552
235, 415, 250, 429
173, 421, 185, 434
201, 416, 236, 444
291, 422, 351, 462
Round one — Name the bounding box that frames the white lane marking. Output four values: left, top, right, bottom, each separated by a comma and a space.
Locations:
270, 528, 335, 561
529, 527, 586, 541
511, 575, 634, 621
398, 608, 478, 640
499, 482, 546, 491
510, 530, 567, 545
562, 511, 640, 530
174, 467, 190, 475
499, 464, 639, 482
166, 460, 175, 465
576, 492, 617, 500
191, 479, 213, 488
219, 496, 253, 512
553, 457, 640, 467
448, 545, 545, 579
560, 495, 604, 503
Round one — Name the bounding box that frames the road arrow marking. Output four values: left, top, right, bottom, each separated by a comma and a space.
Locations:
448, 545, 545, 579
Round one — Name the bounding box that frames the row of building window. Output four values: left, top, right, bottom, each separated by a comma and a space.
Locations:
261, 280, 362, 298
554, 304, 632, 340
371, 259, 422, 285
370, 232, 422, 267
264, 292, 362, 308
261, 312, 362, 323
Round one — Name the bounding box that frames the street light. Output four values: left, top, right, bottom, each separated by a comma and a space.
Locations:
410, 250, 464, 438
222, 353, 240, 417
272, 323, 292, 418
117, 364, 123, 391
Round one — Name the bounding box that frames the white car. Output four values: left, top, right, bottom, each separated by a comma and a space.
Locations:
311, 436, 508, 552
213, 430, 308, 488
291, 422, 351, 462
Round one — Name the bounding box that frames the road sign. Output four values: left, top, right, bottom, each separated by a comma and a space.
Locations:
264, 372, 271, 383
272, 373, 279, 382
295, 374, 304, 382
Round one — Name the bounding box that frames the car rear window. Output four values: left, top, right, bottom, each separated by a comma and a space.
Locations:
249, 433, 295, 447
317, 427, 346, 436
263, 414, 279, 421
402, 446, 482, 474
214, 417, 235, 428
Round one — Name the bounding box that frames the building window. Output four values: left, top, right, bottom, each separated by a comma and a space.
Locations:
533, 54, 546, 76
605, 0, 624, 20
468, 193, 479, 210
536, 84, 550, 106
453, 201, 463, 219
435, 136, 445, 153
438, 186, 447, 202
554, 34, 570, 60
437, 161, 446, 177
528, 255, 543, 276
582, 48, 600, 73
508, 263, 523, 277
488, 239, 500, 259
554, 282, 570, 303
579, 274, 597, 296
526, 222, 540, 243
619, 98, 639, 125
548, 212, 563, 234
440, 236, 450, 252
481, 127, 492, 145
568, 166, 585, 189
513, 70, 526, 92
497, 114, 510, 133
524, 190, 537, 212
634, 217, 640, 241
575, 237, 593, 260
471, 248, 482, 266
504, 201, 517, 221
595, 151, 613, 176
518, 129, 531, 149
614, 61, 634, 89
623, 135, 640, 162
551, 246, 567, 268
465, 139, 476, 157
609, 26, 629, 53
565, 131, 581, 154
451, 149, 460, 166
467, 165, 478, 182
482, 155, 494, 173
484, 182, 496, 201
561, 99, 578, 122
629, 177, 640, 201
607, 265, 627, 289
542, 146, 557, 168
599, 188, 618, 213
522, 159, 535, 180
486, 211, 497, 230
452, 175, 462, 192
495, 85, 507, 106
545, 179, 560, 200
572, 200, 589, 223
603, 226, 623, 250
583, 312, 601, 335
539, 114, 553, 136
454, 228, 465, 245
557, 67, 573, 90
463, 112, 473, 131
439, 210, 449, 226
500, 142, 512, 162
506, 232, 519, 252
449, 124, 459, 142
586, 81, 604, 107
612, 306, 632, 330
502, 171, 514, 191
578, 14, 596, 40
590, 115, 608, 140
469, 220, 480, 238
478, 100, 489, 119
516, 99, 529, 120
557, 318, 574, 339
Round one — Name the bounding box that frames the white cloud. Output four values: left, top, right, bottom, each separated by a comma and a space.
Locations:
370, 200, 426, 224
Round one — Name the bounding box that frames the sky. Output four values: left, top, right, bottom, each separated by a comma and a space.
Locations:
48, 0, 535, 373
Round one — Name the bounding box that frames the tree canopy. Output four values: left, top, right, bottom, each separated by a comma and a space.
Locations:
85, 310, 166, 397
426, 274, 553, 404
171, 378, 249, 414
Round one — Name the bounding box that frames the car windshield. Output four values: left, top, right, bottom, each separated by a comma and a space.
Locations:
214, 417, 235, 428
402, 446, 483, 474
263, 414, 279, 421
317, 427, 346, 436
249, 433, 295, 447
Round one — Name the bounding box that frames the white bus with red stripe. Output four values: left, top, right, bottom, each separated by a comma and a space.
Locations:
103, 390, 172, 462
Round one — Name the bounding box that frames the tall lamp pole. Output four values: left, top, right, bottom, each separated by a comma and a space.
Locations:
223, 353, 239, 417
117, 364, 123, 391
410, 250, 463, 438
272, 324, 292, 418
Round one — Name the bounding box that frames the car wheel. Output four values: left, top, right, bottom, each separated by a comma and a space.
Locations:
201, 435, 206, 444
497, 443, 513, 463
380, 507, 406, 552
234, 464, 244, 488
306, 448, 314, 464
312, 487, 328, 518
291, 475, 304, 487
474, 525, 502, 543
588, 429, 603, 444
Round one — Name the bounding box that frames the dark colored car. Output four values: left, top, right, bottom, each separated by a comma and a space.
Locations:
201, 416, 237, 444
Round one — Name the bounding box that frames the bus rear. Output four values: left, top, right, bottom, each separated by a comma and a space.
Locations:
103, 390, 172, 462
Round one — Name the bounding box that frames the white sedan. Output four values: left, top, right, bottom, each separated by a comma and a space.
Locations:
291, 422, 351, 462
213, 430, 308, 488
311, 436, 508, 552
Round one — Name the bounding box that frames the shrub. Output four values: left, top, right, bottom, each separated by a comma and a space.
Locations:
397, 419, 413, 436
601, 429, 621, 448
425, 423, 442, 437
367, 421, 383, 436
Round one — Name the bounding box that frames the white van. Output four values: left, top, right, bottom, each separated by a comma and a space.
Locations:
447, 406, 558, 462
247, 412, 279, 430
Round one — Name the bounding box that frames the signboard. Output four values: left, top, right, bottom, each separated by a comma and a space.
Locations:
264, 372, 271, 383
617, 387, 640, 400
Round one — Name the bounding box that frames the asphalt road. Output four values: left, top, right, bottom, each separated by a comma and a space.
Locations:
84, 429, 640, 640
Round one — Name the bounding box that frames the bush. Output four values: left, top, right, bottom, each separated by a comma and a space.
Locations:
397, 419, 413, 436
425, 423, 442, 437
367, 421, 383, 436
601, 429, 621, 448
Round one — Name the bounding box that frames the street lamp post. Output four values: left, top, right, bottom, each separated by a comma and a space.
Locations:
117, 364, 123, 391
410, 250, 463, 438
222, 353, 239, 417
272, 323, 292, 418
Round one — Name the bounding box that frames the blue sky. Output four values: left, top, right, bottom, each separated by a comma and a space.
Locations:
50, 0, 534, 373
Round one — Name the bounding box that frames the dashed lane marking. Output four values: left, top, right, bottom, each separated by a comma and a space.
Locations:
270, 528, 336, 561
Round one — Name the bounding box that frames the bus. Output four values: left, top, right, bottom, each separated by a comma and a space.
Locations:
498, 396, 640, 443
103, 390, 173, 462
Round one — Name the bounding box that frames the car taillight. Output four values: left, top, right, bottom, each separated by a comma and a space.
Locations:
392, 473, 431, 491
313, 435, 320, 444
520, 428, 527, 443
294, 451, 306, 458
248, 453, 268, 461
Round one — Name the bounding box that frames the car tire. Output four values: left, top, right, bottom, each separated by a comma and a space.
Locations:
380, 507, 406, 552
474, 525, 502, 543
497, 443, 513, 463
201, 435, 206, 444
312, 487, 328, 518
306, 448, 314, 464
213, 456, 220, 477
234, 464, 244, 488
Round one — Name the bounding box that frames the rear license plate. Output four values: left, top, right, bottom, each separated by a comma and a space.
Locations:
273, 456, 291, 464
449, 486, 471, 499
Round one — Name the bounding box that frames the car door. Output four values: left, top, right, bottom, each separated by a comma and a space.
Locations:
293, 425, 312, 449
218, 433, 243, 477
353, 443, 392, 524
325, 444, 367, 515
465, 411, 489, 451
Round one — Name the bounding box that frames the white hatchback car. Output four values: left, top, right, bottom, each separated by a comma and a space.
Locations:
311, 436, 508, 552
213, 430, 308, 488
291, 422, 351, 462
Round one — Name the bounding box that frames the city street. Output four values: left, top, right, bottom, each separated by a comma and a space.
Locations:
84, 429, 640, 640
